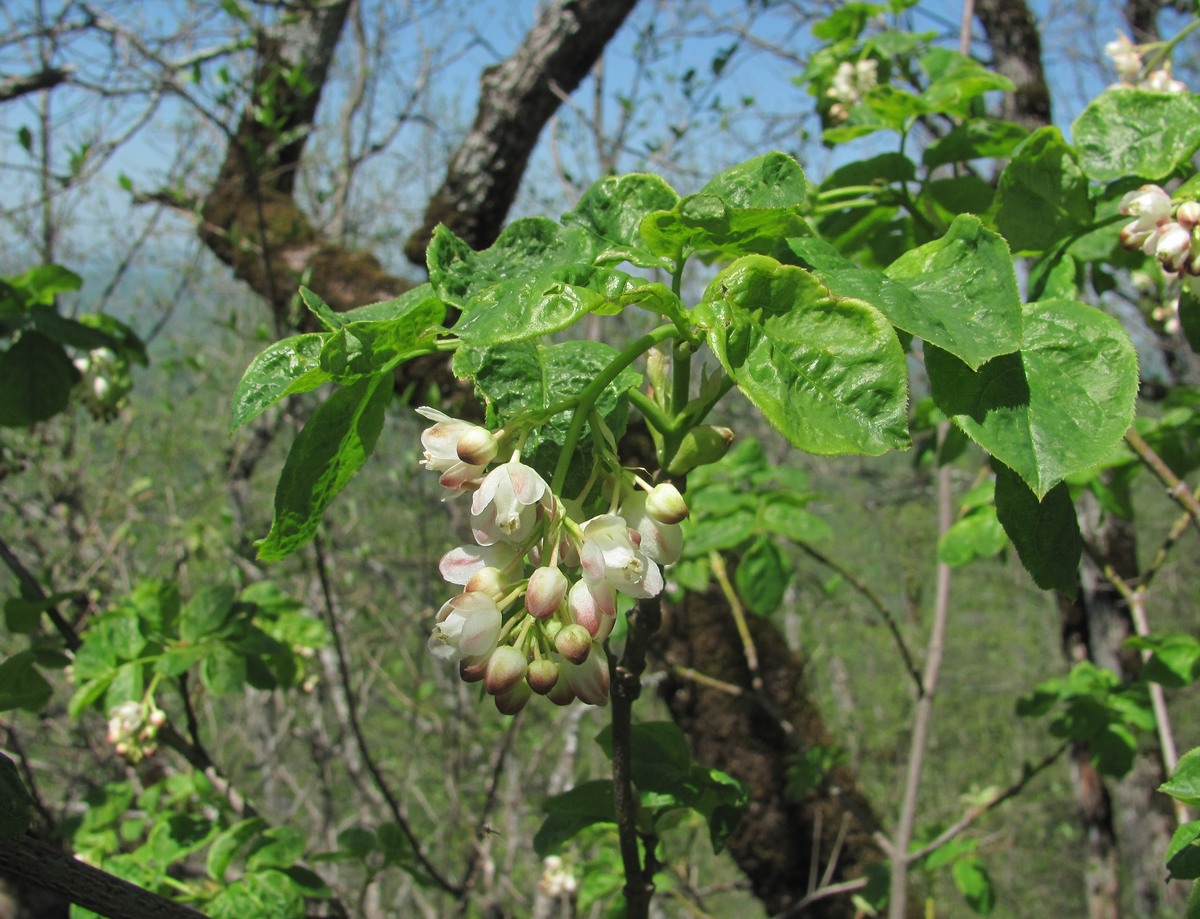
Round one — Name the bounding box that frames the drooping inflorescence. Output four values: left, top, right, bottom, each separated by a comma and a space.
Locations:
416, 407, 687, 713
1118, 185, 1200, 333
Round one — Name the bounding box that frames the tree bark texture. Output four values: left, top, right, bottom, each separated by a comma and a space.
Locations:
403, 0, 640, 265
653, 583, 892, 918
972, 0, 1052, 130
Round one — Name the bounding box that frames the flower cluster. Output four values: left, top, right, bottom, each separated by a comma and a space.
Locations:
106, 699, 167, 763
1119, 185, 1200, 331
73, 347, 127, 420
418, 407, 688, 713
1105, 32, 1188, 93
826, 59, 877, 124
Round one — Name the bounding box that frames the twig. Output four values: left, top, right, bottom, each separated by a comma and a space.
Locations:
1125, 427, 1200, 538
772, 876, 869, 918
708, 551, 763, 692
888, 424, 955, 919
667, 663, 795, 742
0, 535, 81, 651
797, 542, 923, 693
312, 537, 461, 895
456, 716, 521, 909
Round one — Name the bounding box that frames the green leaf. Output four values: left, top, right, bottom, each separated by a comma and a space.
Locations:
297, 287, 345, 331
454, 339, 640, 491
319, 294, 444, 382
230, 334, 331, 432
246, 826, 306, 871
180, 586, 236, 643
534, 780, 615, 857
454, 264, 635, 346
1167, 821, 1200, 880
696, 255, 909, 456
201, 646, 247, 695
0, 752, 33, 840
207, 869, 306, 919
698, 151, 807, 210
884, 215, 1023, 369
993, 127, 1092, 254
735, 536, 789, 615
937, 507, 1008, 567
563, 172, 680, 261
993, 464, 1080, 595
1073, 90, 1200, 182
257, 373, 391, 561
0, 332, 79, 426
9, 264, 83, 305
1126, 633, 1200, 688
922, 118, 1028, 170
927, 298, 1138, 498
428, 218, 597, 308
918, 48, 1013, 117
0, 652, 52, 712
208, 818, 269, 882
951, 856, 996, 915
759, 496, 831, 543
1162, 748, 1200, 808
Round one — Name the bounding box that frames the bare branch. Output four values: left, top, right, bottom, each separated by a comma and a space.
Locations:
0, 66, 72, 103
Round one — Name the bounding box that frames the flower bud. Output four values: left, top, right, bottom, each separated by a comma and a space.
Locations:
554, 623, 593, 665
1178, 201, 1200, 231
456, 426, 499, 466
525, 566, 568, 619
494, 680, 532, 715
460, 653, 490, 683
485, 645, 528, 695
645, 482, 689, 524
527, 659, 560, 695
563, 650, 610, 707
546, 677, 576, 706
666, 425, 734, 475
1156, 222, 1192, 272
568, 580, 615, 642
465, 566, 507, 598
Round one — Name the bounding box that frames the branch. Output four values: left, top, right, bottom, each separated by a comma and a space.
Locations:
404, 0, 639, 262
1124, 427, 1200, 539
0, 66, 72, 102
0, 835, 206, 919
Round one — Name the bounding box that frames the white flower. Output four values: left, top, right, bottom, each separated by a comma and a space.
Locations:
568, 578, 616, 642
562, 647, 610, 706
579, 514, 664, 598
622, 492, 684, 566
471, 460, 551, 546
1104, 32, 1142, 82
416, 407, 491, 489
1145, 66, 1187, 93
1155, 222, 1193, 273
1119, 184, 1173, 251
439, 543, 519, 585
428, 591, 502, 661
828, 59, 877, 108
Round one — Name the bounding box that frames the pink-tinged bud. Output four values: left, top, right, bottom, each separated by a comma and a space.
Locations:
460, 653, 490, 683
527, 659, 560, 695
1156, 222, 1192, 272
546, 676, 576, 706
645, 482, 689, 524
563, 650, 610, 706
494, 680, 532, 715
525, 566, 568, 619
555, 623, 593, 664
465, 566, 507, 598
456, 426, 499, 466
569, 580, 615, 642
485, 645, 528, 695
1178, 201, 1200, 231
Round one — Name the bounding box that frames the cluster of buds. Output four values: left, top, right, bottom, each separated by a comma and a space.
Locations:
826, 59, 878, 125
1105, 32, 1188, 93
417, 407, 688, 713
538, 855, 578, 899
106, 699, 167, 764
72, 347, 124, 420
1119, 185, 1200, 333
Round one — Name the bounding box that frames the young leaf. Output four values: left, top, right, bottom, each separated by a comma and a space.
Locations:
696, 255, 909, 456
257, 373, 391, 561
562, 172, 680, 255
735, 536, 789, 615
1161, 748, 1200, 809
0, 652, 52, 713
297, 287, 345, 331
993, 463, 1080, 595
927, 298, 1138, 498
318, 294, 445, 382
1073, 90, 1200, 182
180, 585, 237, 643
951, 856, 997, 915
230, 334, 331, 432
1167, 821, 1200, 880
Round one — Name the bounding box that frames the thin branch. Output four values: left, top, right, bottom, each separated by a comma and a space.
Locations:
797, 542, 923, 692
888, 424, 955, 919
311, 536, 461, 896
1125, 426, 1200, 537
0, 534, 81, 652
456, 716, 521, 909
0, 65, 72, 102
708, 551, 763, 692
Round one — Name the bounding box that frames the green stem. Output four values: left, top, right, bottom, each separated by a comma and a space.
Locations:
626, 387, 673, 434
550, 325, 676, 496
